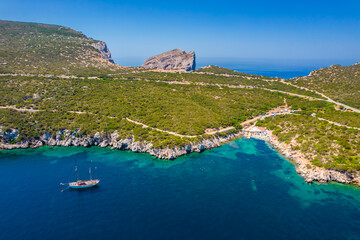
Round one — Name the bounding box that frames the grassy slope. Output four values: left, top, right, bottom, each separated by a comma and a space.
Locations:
195, 65, 253, 76
258, 115, 360, 172
289, 64, 360, 108
0, 20, 122, 75
0, 76, 288, 135
0, 20, 358, 172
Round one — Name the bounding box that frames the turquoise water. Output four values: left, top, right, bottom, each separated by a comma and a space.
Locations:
1, 138, 360, 239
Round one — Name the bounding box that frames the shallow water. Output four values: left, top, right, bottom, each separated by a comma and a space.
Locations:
1, 138, 360, 240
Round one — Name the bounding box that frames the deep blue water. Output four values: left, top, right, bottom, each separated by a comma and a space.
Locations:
114, 57, 358, 79
1, 139, 360, 240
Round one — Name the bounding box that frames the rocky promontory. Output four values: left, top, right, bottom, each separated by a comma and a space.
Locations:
142, 49, 196, 71
2, 125, 360, 188
91, 41, 114, 63
262, 130, 360, 186
2, 126, 360, 187
0, 128, 241, 160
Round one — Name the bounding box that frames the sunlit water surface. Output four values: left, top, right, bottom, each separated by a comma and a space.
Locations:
1, 138, 360, 240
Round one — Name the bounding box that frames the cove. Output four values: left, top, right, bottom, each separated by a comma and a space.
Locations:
1, 138, 360, 240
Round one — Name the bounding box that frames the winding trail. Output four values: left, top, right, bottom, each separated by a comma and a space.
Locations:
2, 73, 360, 133
279, 80, 360, 113
0, 103, 311, 139
153, 79, 324, 101
3, 72, 358, 112
0, 105, 230, 138
317, 117, 360, 130
0, 106, 40, 112
125, 118, 198, 138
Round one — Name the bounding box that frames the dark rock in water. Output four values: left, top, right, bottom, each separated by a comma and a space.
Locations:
91, 41, 114, 63
198, 144, 205, 152
142, 49, 196, 71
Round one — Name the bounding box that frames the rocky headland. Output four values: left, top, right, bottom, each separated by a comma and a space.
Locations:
253, 130, 360, 186
91, 41, 115, 63
0, 128, 242, 160
1, 126, 360, 187
142, 49, 196, 71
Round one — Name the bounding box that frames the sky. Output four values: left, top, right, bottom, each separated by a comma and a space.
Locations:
1, 0, 360, 68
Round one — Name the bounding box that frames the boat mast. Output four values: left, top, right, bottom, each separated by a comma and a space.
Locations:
75, 159, 79, 182
89, 167, 92, 180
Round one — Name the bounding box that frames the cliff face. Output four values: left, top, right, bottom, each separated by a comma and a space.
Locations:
142, 49, 196, 71
0, 20, 120, 74
0, 128, 242, 160
91, 41, 114, 63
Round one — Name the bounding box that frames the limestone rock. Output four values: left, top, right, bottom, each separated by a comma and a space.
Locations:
99, 140, 109, 148
91, 41, 114, 63
142, 49, 196, 71
33, 140, 44, 148
48, 138, 56, 146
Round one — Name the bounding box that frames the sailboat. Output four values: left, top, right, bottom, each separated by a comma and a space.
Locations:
66, 160, 100, 189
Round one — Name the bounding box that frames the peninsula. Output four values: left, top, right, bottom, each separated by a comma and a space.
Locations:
0, 20, 359, 187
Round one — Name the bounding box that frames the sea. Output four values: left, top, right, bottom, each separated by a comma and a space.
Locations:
1, 138, 360, 240
114, 57, 359, 79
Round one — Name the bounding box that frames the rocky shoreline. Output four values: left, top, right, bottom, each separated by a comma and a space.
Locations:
253, 130, 360, 187
2, 127, 360, 187
0, 129, 243, 160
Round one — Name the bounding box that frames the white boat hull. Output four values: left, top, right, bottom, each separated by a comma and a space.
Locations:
69, 180, 100, 189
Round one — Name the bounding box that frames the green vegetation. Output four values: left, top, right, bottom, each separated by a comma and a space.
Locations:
109, 70, 323, 99
0, 109, 193, 148
258, 115, 360, 172
196, 65, 252, 76
0, 20, 359, 173
0, 20, 123, 75
289, 64, 360, 108
315, 108, 360, 128
0, 75, 293, 136
181, 73, 323, 98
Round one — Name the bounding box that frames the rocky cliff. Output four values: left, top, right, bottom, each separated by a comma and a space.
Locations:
264, 130, 360, 186
2, 125, 360, 187
0, 128, 241, 160
0, 20, 120, 75
91, 41, 114, 63
142, 49, 196, 71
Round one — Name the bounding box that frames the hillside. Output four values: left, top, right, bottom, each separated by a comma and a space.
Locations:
196, 65, 258, 77
0, 20, 122, 75
0, 20, 359, 185
289, 63, 360, 108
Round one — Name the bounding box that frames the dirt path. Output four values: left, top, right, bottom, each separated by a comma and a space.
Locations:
0, 73, 100, 80
205, 126, 235, 135
4, 72, 356, 110
0, 106, 41, 112
125, 118, 198, 138
2, 72, 359, 112
0, 105, 233, 138
317, 117, 360, 130
280, 80, 360, 113
240, 117, 260, 127
152, 79, 323, 101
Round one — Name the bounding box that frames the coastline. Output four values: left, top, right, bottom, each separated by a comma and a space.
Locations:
251, 131, 360, 187
1, 128, 360, 187
0, 130, 243, 160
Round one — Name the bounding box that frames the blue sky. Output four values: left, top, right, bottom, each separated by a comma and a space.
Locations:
1, 0, 360, 67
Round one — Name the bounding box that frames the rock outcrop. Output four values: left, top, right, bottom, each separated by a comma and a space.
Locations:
91, 41, 114, 63
264, 130, 360, 186
142, 49, 196, 71
0, 128, 241, 160
3, 125, 360, 187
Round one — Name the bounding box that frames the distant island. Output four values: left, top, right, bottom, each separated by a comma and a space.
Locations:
0, 20, 359, 186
